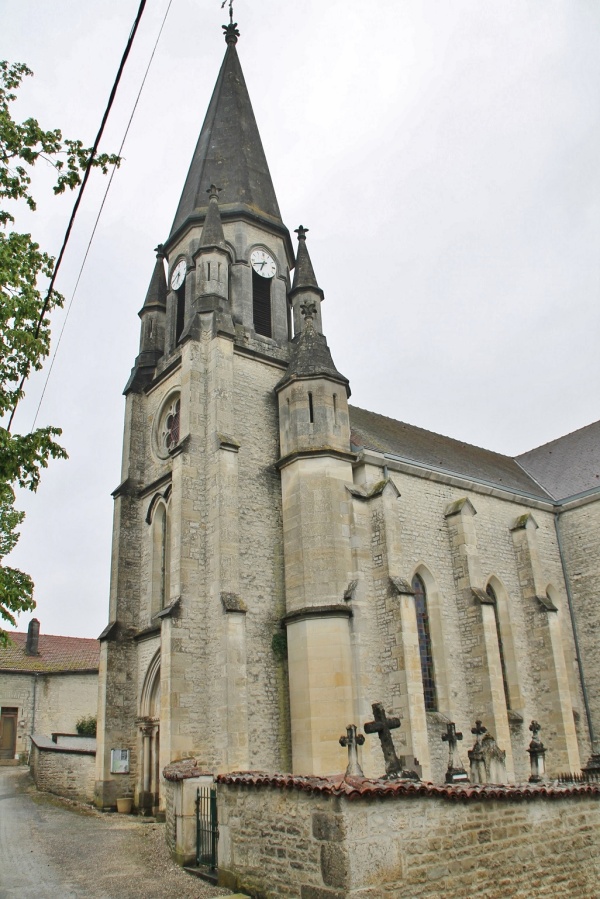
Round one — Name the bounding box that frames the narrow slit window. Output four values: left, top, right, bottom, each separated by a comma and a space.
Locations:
412, 574, 437, 711
333, 393, 338, 425
308, 392, 314, 423
207, 261, 211, 280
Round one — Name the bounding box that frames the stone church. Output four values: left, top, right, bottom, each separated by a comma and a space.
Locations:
95, 19, 599, 813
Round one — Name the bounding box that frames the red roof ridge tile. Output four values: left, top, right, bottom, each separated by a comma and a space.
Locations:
216, 771, 600, 802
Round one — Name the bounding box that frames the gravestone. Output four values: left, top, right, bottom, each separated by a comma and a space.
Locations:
364, 702, 419, 781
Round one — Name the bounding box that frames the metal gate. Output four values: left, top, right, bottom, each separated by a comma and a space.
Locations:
196, 786, 218, 871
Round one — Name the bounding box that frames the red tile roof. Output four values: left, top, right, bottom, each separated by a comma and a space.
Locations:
1, 631, 99, 673
216, 771, 600, 802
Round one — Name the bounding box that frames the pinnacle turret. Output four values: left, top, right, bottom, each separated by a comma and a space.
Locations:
124, 248, 167, 393
289, 226, 324, 336
291, 226, 322, 296
141, 245, 167, 311
199, 185, 227, 250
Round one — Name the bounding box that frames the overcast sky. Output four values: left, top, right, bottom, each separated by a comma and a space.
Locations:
2, 0, 599, 639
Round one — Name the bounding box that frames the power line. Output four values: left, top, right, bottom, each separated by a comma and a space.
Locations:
31, 0, 174, 431
7, 0, 148, 432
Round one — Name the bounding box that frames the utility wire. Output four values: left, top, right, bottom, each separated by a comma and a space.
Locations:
31, 0, 174, 431
7, 0, 148, 433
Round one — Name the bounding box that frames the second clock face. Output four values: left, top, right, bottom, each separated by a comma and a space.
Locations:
170, 259, 187, 291
250, 249, 276, 279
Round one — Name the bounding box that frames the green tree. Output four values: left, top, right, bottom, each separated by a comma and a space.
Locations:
0, 60, 119, 644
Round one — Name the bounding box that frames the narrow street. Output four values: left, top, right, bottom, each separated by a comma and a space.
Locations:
0, 767, 232, 899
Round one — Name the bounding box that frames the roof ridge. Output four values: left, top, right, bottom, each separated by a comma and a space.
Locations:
349, 404, 514, 461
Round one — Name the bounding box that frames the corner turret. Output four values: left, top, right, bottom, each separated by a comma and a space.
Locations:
125, 246, 167, 393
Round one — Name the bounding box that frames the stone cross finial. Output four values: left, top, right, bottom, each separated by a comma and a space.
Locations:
207, 184, 222, 201
300, 300, 317, 322
154, 243, 165, 260
529, 720, 541, 742
441, 722, 469, 783
527, 720, 547, 783
471, 720, 487, 744
295, 225, 309, 241
339, 724, 365, 777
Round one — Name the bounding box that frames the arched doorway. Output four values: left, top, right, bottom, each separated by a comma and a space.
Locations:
137, 651, 161, 814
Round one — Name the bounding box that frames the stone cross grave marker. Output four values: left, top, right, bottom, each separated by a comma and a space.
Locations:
441, 722, 469, 783
364, 702, 419, 781
339, 724, 365, 777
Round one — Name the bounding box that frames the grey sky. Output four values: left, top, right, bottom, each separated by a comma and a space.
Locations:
2, 0, 599, 638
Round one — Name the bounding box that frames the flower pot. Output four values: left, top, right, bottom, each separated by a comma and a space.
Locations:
116, 797, 133, 814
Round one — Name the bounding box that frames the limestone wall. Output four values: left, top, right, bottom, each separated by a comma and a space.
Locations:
0, 671, 97, 762
349, 456, 588, 782
30, 736, 96, 803
34, 672, 98, 736
558, 497, 600, 753
217, 774, 600, 899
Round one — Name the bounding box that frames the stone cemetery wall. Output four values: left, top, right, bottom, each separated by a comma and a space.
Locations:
30, 735, 96, 803
216, 773, 600, 899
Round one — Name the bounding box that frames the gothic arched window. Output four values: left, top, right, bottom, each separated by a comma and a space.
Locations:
486, 583, 511, 709
412, 573, 437, 711
151, 501, 171, 616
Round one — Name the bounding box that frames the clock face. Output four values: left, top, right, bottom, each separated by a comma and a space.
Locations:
250, 249, 276, 279
170, 259, 187, 291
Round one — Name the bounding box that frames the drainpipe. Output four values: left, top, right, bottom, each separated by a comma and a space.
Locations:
554, 510, 597, 759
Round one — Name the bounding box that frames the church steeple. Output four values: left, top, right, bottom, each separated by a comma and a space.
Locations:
167, 20, 293, 264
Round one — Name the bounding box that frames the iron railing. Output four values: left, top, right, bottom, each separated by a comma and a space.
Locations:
196, 785, 218, 871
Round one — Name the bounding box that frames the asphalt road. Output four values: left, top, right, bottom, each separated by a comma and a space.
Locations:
0, 767, 232, 899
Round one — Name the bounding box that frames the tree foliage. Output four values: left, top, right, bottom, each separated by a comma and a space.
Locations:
0, 60, 119, 644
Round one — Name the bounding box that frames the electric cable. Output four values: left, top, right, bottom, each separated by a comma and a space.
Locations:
7, 0, 148, 432
30, 0, 174, 431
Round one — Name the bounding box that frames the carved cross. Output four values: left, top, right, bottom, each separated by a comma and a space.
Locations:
364, 702, 402, 777
206, 184, 222, 201
339, 724, 365, 778
300, 300, 317, 322
441, 722, 469, 782
442, 721, 463, 749
295, 225, 309, 241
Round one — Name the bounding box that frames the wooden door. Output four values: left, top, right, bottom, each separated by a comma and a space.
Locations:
0, 707, 18, 759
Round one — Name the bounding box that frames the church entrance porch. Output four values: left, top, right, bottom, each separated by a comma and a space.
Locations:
137, 652, 161, 814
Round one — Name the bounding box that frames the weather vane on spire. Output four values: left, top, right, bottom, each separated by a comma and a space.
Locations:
221, 0, 240, 43
221, 0, 235, 24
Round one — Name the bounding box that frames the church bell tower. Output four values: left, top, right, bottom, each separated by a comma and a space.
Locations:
96, 15, 356, 809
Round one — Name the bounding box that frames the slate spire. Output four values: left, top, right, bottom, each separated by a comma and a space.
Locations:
168, 21, 288, 252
